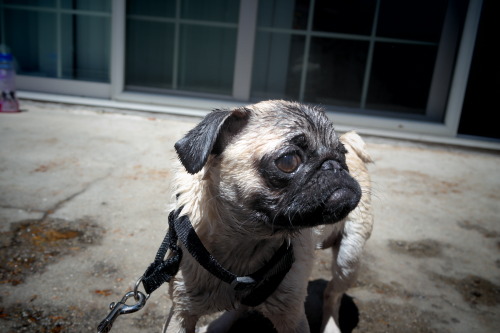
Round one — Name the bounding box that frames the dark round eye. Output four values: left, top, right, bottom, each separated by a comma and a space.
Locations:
275, 153, 302, 173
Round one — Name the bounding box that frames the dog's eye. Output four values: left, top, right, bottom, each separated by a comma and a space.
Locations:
275, 153, 302, 173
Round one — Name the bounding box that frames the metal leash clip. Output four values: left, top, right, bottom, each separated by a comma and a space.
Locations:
97, 283, 147, 333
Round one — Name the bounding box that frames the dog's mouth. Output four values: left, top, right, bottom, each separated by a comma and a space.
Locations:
266, 184, 362, 231
322, 186, 362, 221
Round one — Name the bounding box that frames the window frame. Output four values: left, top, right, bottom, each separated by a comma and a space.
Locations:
1, 0, 112, 98
4, 0, 486, 141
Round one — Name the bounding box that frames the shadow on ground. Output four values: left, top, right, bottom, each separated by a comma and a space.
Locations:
228, 279, 359, 333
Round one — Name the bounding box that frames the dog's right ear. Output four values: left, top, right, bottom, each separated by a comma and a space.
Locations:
174, 108, 250, 174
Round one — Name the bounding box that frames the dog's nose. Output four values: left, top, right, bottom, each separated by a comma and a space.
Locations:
321, 159, 341, 172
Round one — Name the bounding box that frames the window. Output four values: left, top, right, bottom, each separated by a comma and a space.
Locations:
251, 0, 464, 122
0, 0, 111, 83
1, 0, 486, 141
125, 0, 240, 97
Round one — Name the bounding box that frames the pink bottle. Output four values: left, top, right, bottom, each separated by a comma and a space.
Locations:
0, 51, 20, 113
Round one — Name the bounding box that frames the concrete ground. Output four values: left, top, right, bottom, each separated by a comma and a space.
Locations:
0, 100, 499, 333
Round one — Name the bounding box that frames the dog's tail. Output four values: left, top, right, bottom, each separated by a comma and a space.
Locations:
340, 131, 373, 164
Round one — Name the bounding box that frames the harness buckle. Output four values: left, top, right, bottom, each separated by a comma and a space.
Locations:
231, 276, 257, 291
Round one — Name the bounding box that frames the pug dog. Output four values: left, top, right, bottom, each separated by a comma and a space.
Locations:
166, 100, 373, 333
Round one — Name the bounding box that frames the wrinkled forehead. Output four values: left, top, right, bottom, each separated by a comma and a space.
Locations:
246, 102, 339, 149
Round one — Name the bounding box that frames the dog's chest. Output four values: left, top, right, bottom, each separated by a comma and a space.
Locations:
171, 233, 315, 311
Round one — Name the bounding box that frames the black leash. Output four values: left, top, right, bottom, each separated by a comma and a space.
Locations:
141, 210, 183, 295
97, 207, 295, 332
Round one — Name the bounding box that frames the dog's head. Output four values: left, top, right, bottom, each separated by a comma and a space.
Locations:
174, 100, 362, 233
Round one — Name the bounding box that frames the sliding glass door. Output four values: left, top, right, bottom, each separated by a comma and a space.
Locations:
125, 0, 239, 97
1, 0, 111, 83
0, 0, 486, 140
251, 0, 463, 123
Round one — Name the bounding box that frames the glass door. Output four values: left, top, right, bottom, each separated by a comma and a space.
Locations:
2, 0, 489, 143
251, 0, 465, 123
1, 0, 111, 83
125, 0, 240, 98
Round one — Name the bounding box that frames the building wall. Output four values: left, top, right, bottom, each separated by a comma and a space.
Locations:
1, 0, 494, 144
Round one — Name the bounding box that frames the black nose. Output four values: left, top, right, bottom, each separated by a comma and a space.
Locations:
321, 159, 341, 172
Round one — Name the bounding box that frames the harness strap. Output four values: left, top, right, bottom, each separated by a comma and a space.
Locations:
141, 211, 182, 295
140, 207, 295, 307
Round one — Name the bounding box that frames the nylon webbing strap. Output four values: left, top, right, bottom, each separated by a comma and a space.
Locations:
174, 212, 295, 307
141, 210, 183, 295
175, 214, 238, 285
140, 207, 295, 306
240, 239, 294, 306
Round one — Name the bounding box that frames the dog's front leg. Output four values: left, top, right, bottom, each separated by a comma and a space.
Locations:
267, 310, 310, 333
198, 307, 247, 333
321, 280, 342, 333
163, 306, 199, 333
321, 233, 363, 333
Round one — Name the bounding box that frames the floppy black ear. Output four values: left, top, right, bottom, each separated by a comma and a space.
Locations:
174, 108, 250, 174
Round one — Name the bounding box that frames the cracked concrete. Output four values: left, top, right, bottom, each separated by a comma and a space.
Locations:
1, 100, 499, 332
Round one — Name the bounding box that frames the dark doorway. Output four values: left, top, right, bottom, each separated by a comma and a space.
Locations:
458, 0, 500, 140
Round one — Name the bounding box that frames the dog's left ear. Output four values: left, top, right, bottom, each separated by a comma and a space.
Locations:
174, 108, 250, 174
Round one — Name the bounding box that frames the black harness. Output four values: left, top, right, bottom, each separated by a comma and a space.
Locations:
97, 207, 295, 332
141, 207, 295, 307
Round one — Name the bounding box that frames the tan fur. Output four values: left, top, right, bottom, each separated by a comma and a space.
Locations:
317, 131, 373, 333
165, 103, 373, 333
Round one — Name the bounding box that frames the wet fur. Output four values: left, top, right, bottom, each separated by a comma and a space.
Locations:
165, 101, 373, 333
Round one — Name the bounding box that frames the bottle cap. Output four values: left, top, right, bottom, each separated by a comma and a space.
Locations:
0, 52, 13, 62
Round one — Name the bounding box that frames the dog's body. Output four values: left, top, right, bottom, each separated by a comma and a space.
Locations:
166, 101, 373, 333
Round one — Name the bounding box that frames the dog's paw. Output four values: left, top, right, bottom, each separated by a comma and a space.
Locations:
196, 325, 209, 333
322, 317, 342, 333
